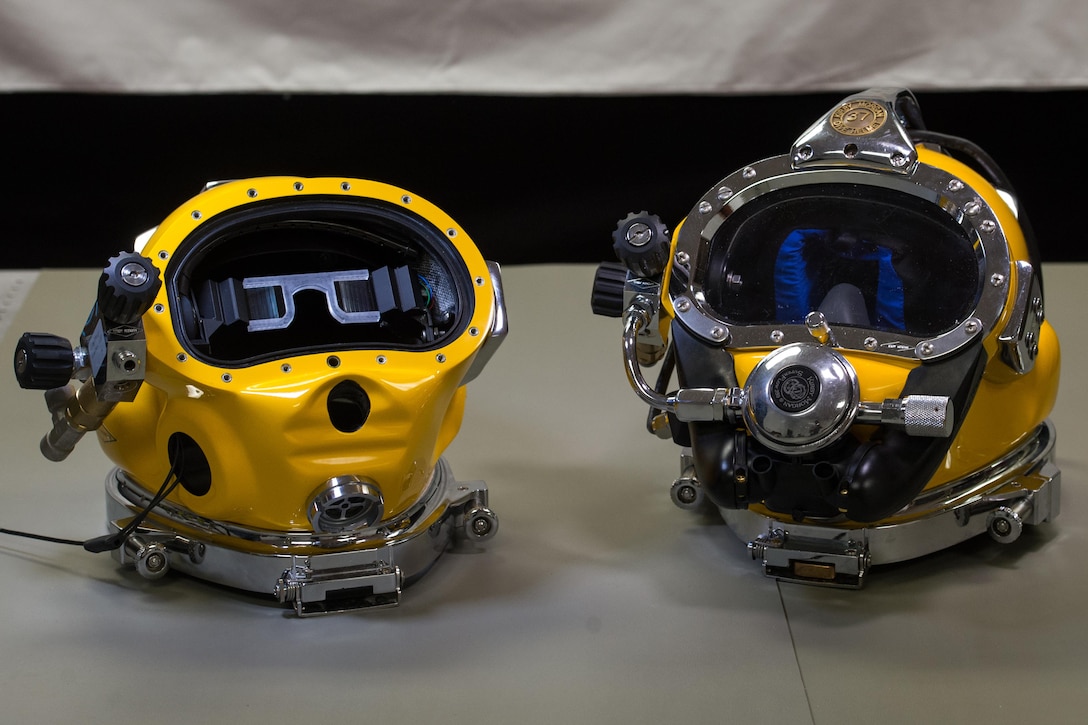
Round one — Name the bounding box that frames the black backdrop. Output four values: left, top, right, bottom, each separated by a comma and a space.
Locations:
3, 90, 1084, 268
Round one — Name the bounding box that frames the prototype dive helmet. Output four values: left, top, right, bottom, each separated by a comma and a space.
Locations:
592, 88, 1060, 587
14, 177, 507, 614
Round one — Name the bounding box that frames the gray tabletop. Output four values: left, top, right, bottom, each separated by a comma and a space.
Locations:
0, 265, 1084, 724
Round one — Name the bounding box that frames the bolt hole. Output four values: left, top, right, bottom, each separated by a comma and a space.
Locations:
843, 143, 859, 158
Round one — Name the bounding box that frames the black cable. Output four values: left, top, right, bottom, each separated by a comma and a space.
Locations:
0, 528, 85, 546
82, 468, 180, 553
894, 91, 927, 132
909, 129, 1014, 193
2, 441, 185, 553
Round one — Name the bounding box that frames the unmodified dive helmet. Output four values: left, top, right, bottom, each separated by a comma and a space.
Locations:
14, 177, 507, 614
592, 88, 1060, 587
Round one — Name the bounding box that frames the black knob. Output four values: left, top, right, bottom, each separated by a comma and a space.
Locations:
13, 332, 75, 390
590, 262, 628, 318
98, 252, 162, 326
612, 212, 670, 278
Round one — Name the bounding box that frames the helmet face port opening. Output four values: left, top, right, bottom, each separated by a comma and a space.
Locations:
326, 380, 371, 433
168, 196, 473, 366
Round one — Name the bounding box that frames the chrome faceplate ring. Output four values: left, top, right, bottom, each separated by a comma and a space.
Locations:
667, 156, 1011, 361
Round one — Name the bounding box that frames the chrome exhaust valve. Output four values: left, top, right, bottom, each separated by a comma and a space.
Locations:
593, 88, 1061, 587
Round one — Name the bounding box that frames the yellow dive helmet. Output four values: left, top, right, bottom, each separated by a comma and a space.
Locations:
592, 88, 1060, 587
14, 177, 506, 614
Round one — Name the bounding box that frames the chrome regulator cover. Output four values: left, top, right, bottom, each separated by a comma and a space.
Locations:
740, 341, 861, 455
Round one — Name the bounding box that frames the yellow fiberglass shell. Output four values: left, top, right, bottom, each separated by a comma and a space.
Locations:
661, 147, 1059, 508
913, 146, 1060, 489
95, 177, 497, 533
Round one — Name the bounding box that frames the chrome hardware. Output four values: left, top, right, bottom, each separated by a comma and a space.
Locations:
622, 326, 954, 451
669, 450, 705, 511
109, 346, 141, 378
999, 260, 1043, 374
119, 262, 151, 287
464, 507, 499, 540
740, 343, 860, 455
461, 261, 509, 385
955, 483, 1051, 546
791, 88, 919, 174
453, 485, 499, 541
713, 421, 1059, 587
115, 530, 204, 580
669, 149, 1011, 365
275, 559, 402, 617
804, 311, 834, 345
627, 222, 653, 247
987, 502, 1030, 544
307, 475, 384, 534
624, 277, 667, 363
749, 529, 871, 589
124, 536, 172, 580
104, 458, 496, 615
855, 395, 953, 438
622, 305, 734, 423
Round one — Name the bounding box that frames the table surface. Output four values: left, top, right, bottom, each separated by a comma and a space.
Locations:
0, 265, 1085, 725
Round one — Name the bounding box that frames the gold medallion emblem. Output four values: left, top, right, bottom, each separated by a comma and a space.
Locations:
829, 99, 887, 136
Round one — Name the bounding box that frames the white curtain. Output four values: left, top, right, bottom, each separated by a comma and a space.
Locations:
1, 0, 1085, 93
